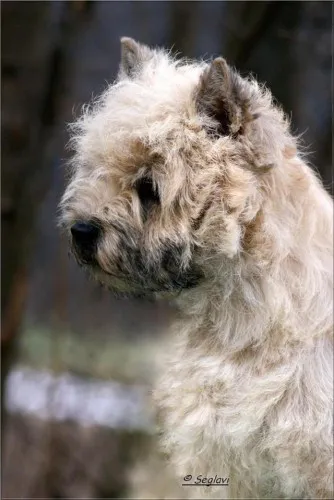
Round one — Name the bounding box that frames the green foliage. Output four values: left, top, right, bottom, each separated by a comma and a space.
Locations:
17, 326, 162, 384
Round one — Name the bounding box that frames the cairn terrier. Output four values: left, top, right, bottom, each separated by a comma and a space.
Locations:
60, 38, 333, 499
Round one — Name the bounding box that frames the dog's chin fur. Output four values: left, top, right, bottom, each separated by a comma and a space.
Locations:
60, 38, 333, 499
73, 250, 202, 301
97, 264, 201, 301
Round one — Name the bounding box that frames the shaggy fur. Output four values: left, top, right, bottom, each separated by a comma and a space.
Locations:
60, 38, 333, 499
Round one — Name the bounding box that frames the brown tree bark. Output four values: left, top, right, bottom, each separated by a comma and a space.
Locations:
167, 1, 200, 57
222, 1, 332, 191
1, 0, 74, 432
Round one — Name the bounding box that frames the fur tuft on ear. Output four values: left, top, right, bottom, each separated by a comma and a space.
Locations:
197, 57, 254, 138
119, 37, 154, 78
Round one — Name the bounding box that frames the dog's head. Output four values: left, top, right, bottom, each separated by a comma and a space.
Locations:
60, 38, 294, 298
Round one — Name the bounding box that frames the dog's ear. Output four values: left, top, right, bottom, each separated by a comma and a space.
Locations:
119, 37, 153, 78
197, 58, 254, 137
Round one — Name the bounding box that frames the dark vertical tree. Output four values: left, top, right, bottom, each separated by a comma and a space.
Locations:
222, 1, 332, 192
168, 1, 200, 57
1, 0, 80, 431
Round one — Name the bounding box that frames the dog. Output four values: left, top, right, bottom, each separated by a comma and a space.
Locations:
60, 38, 333, 499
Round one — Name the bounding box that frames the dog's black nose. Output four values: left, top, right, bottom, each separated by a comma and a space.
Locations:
71, 221, 100, 261
71, 221, 100, 242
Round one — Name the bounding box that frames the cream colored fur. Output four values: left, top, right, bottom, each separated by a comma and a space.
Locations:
60, 39, 333, 499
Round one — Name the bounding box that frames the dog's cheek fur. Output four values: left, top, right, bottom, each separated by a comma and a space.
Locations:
191, 164, 259, 259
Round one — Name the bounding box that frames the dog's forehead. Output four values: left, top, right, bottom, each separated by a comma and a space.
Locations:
71, 59, 207, 176
105, 62, 205, 131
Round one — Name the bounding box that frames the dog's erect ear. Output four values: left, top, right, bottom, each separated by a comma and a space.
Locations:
197, 58, 253, 137
119, 37, 154, 78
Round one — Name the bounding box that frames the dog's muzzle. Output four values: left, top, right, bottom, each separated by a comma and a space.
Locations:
71, 220, 100, 263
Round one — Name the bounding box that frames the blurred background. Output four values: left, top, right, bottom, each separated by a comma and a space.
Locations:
1, 1, 332, 498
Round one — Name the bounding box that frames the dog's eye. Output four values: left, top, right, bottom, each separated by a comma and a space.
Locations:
135, 177, 160, 211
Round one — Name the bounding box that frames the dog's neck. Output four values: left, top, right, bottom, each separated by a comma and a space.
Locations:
178, 157, 333, 354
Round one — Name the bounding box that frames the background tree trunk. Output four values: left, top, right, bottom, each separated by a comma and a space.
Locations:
222, 0, 332, 191
1, 0, 74, 430
168, 1, 200, 57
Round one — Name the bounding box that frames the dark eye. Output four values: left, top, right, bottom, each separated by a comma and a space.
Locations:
136, 177, 160, 214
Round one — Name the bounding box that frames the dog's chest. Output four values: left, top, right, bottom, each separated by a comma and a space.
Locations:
157, 348, 297, 496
